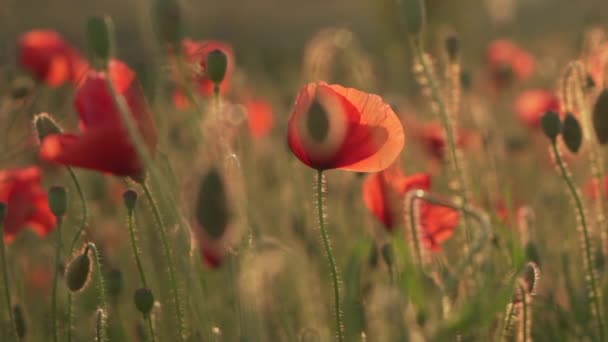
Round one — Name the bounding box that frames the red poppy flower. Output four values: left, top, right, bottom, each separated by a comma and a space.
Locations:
244, 99, 274, 139
486, 39, 535, 87
287, 82, 404, 172
17, 30, 88, 87
40, 59, 157, 180
514, 89, 560, 129
414, 121, 473, 161
363, 168, 430, 231
419, 204, 460, 252
0, 167, 56, 243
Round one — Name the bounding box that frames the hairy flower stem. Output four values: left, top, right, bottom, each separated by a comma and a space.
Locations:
550, 142, 605, 340
142, 183, 184, 340
0, 215, 19, 340
316, 170, 343, 341
84, 243, 107, 341
409, 37, 473, 245
51, 217, 63, 342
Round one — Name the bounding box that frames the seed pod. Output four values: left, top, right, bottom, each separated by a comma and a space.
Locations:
65, 252, 92, 292
134, 288, 155, 316
307, 99, 330, 143
122, 189, 138, 212
593, 89, 608, 144
86, 16, 114, 66
33, 113, 62, 143
195, 168, 230, 239
562, 113, 582, 153
540, 111, 562, 142
48, 186, 68, 218
13, 304, 26, 338
206, 50, 228, 84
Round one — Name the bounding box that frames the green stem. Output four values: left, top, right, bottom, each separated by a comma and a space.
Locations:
96, 309, 104, 342
520, 284, 528, 342
142, 183, 184, 341
127, 208, 148, 287
51, 217, 63, 342
500, 302, 516, 340
550, 142, 605, 340
85, 243, 107, 341
146, 315, 157, 342
410, 37, 472, 243
406, 193, 424, 266
316, 170, 343, 341
0, 215, 18, 340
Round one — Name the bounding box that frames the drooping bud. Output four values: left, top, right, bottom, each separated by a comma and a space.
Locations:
134, 287, 155, 316
195, 168, 230, 239
65, 251, 92, 292
86, 16, 115, 68
561, 112, 582, 153
396, 0, 426, 36
445, 34, 459, 62
593, 89, 608, 144
540, 111, 562, 142
206, 49, 228, 85
122, 189, 138, 213
48, 186, 68, 218
33, 113, 62, 144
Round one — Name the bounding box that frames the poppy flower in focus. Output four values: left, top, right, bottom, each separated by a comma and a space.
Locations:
363, 168, 430, 231
413, 121, 474, 161
172, 39, 234, 109
486, 39, 535, 87
287, 82, 404, 172
514, 90, 560, 129
419, 204, 460, 252
244, 99, 274, 139
40, 59, 157, 181
18, 30, 88, 87
0, 167, 56, 243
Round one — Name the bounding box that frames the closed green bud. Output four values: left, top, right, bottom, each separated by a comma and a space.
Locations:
153, 0, 182, 45
195, 168, 231, 239
593, 89, 608, 144
134, 287, 155, 315
122, 189, 138, 212
86, 16, 114, 66
33, 113, 62, 144
65, 252, 92, 292
397, 0, 426, 35
562, 113, 582, 153
13, 304, 26, 338
206, 50, 228, 84
540, 111, 562, 142
48, 186, 68, 218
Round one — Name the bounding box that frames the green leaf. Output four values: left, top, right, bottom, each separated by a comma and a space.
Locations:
562, 113, 582, 153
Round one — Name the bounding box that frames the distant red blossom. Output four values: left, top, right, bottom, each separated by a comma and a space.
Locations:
40, 59, 157, 181
0, 167, 56, 243
419, 204, 460, 252
287, 82, 404, 172
413, 121, 475, 161
244, 99, 274, 139
18, 30, 88, 87
515, 89, 560, 129
486, 39, 535, 87
585, 176, 608, 201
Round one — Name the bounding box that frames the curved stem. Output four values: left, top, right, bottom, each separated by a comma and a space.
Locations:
51, 217, 63, 342
0, 217, 18, 340
85, 243, 107, 341
127, 208, 148, 287
142, 182, 184, 341
520, 284, 528, 342
146, 315, 157, 342
316, 170, 343, 341
550, 142, 604, 340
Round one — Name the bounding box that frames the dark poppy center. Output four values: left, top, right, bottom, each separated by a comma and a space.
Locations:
307, 99, 330, 142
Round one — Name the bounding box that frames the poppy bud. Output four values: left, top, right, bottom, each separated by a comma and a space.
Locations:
153, 0, 182, 45
206, 49, 228, 85
381, 243, 395, 267
134, 287, 155, 315
122, 189, 138, 213
13, 304, 26, 338
445, 34, 459, 61
48, 186, 68, 218
397, 0, 426, 36
195, 168, 230, 239
106, 268, 123, 300
593, 89, 608, 144
540, 111, 562, 142
33, 113, 62, 144
86, 16, 114, 67
65, 251, 92, 292
562, 113, 582, 153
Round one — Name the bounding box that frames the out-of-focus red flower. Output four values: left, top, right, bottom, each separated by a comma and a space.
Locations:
172, 39, 235, 108
413, 121, 474, 161
244, 99, 274, 139
25, 263, 52, 292
363, 168, 430, 231
0, 167, 56, 243
17, 30, 88, 87
40, 59, 157, 181
287, 82, 404, 172
585, 176, 608, 201
486, 39, 535, 87
419, 204, 460, 252
514, 89, 560, 129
